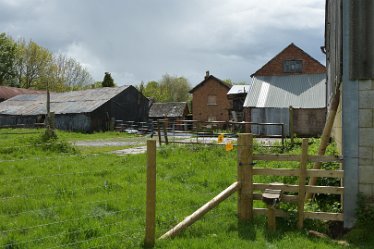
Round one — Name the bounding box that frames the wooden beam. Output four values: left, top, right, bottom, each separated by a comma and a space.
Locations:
237, 133, 253, 221
144, 140, 156, 248
253, 154, 342, 163
159, 182, 239, 240
297, 139, 308, 229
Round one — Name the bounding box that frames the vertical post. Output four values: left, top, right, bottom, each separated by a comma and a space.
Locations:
145, 140, 156, 248
267, 206, 276, 231
162, 119, 168, 145
237, 133, 253, 221
297, 138, 309, 229
289, 106, 294, 145
157, 120, 162, 146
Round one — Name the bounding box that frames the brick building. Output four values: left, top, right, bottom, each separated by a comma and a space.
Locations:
252, 43, 326, 77
189, 71, 231, 121
244, 43, 327, 137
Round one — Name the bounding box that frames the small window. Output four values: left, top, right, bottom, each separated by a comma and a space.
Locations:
283, 60, 303, 73
207, 95, 217, 105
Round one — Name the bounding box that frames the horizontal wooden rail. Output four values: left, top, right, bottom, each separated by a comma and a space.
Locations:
253, 168, 344, 178
253, 193, 298, 203
253, 154, 343, 163
254, 208, 343, 221
254, 183, 344, 195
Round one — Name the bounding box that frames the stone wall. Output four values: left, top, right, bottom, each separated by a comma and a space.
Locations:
358, 80, 374, 199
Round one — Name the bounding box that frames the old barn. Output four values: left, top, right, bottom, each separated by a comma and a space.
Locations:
0, 86, 149, 132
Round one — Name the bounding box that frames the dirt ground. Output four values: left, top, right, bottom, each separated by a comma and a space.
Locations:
73, 135, 282, 155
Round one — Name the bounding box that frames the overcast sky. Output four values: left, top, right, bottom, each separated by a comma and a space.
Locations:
0, 0, 325, 86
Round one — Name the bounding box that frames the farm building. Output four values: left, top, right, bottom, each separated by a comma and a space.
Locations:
243, 43, 327, 137
326, 0, 374, 227
227, 84, 250, 122
190, 71, 231, 122
0, 86, 45, 102
0, 86, 149, 132
148, 102, 189, 121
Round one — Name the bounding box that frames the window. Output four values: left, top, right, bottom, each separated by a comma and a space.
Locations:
283, 60, 303, 73
207, 95, 217, 105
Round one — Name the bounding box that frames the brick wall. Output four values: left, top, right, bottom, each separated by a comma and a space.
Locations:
191, 78, 230, 121
253, 44, 326, 76
358, 80, 374, 198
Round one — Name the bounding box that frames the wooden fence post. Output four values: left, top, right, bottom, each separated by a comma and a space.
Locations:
297, 138, 309, 229
289, 106, 294, 145
144, 140, 156, 248
237, 133, 253, 221
162, 119, 168, 145
157, 120, 162, 146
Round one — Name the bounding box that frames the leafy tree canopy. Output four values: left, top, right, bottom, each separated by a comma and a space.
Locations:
102, 72, 115, 87
142, 74, 191, 102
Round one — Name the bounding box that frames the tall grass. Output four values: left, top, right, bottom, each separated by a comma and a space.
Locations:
0, 129, 370, 248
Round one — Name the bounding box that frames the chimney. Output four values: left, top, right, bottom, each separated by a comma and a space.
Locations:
205, 70, 210, 79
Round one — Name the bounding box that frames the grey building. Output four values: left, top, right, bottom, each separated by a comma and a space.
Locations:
326, 0, 374, 227
243, 74, 326, 137
0, 86, 149, 132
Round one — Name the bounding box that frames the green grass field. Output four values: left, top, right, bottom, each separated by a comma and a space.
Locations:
0, 129, 373, 248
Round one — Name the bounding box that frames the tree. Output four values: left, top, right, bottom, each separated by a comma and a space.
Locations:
52, 54, 93, 90
142, 74, 191, 102
159, 74, 190, 102
102, 72, 115, 87
0, 33, 17, 86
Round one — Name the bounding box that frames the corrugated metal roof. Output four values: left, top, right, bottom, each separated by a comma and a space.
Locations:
227, 85, 250, 95
0, 86, 45, 101
243, 74, 326, 108
0, 86, 130, 115
149, 102, 188, 118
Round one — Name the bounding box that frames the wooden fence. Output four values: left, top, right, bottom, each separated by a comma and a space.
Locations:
144, 133, 343, 246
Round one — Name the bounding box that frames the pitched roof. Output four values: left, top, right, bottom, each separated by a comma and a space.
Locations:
227, 85, 250, 95
251, 43, 326, 77
243, 74, 326, 108
149, 102, 188, 118
189, 75, 231, 93
0, 86, 45, 101
0, 86, 131, 115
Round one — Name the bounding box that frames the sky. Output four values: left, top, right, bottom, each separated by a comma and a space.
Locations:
0, 0, 326, 86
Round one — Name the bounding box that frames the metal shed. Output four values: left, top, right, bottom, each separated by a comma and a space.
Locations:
243, 74, 326, 137
0, 86, 149, 132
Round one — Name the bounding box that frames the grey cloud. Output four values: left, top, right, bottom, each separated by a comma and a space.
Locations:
0, 0, 325, 85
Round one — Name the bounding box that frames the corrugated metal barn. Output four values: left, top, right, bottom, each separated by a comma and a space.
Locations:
243, 74, 326, 137
0, 86, 149, 132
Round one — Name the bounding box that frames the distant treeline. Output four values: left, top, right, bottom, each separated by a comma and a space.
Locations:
0, 33, 94, 91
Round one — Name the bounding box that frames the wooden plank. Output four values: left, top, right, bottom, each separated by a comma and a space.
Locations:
306, 169, 344, 178
303, 212, 344, 221
253, 154, 342, 163
159, 182, 239, 240
305, 186, 344, 194
297, 139, 308, 229
253, 183, 299, 193
253, 193, 298, 203
237, 133, 253, 221
253, 154, 300, 161
144, 140, 156, 248
253, 168, 299, 176
253, 209, 343, 221
253, 168, 344, 178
